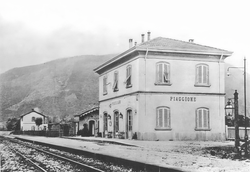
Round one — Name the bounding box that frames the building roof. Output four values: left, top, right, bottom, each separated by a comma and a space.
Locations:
94, 37, 233, 73
20, 109, 46, 117
74, 106, 99, 118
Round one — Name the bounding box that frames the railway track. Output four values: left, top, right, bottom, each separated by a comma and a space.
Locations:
1, 137, 106, 172
1, 136, 139, 172
8, 146, 47, 172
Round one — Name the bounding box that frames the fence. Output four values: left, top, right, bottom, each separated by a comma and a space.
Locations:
14, 130, 60, 137
226, 126, 250, 140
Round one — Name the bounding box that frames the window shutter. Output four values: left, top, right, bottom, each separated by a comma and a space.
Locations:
206, 66, 209, 84
159, 64, 163, 83
164, 64, 169, 83
198, 109, 202, 128
164, 108, 170, 128
203, 109, 209, 128
198, 66, 202, 83
156, 109, 160, 127
159, 109, 163, 127
203, 66, 207, 84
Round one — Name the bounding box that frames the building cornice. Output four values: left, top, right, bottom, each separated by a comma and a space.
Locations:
99, 91, 226, 103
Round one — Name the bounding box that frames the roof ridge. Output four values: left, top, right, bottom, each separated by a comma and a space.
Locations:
159, 37, 232, 53
137, 37, 162, 47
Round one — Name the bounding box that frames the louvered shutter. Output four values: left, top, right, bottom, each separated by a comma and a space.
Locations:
156, 109, 160, 127
159, 109, 163, 127
198, 109, 202, 128
159, 64, 163, 83
197, 66, 202, 84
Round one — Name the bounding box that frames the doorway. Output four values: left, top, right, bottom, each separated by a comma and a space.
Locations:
89, 120, 95, 136
113, 111, 119, 137
126, 109, 133, 139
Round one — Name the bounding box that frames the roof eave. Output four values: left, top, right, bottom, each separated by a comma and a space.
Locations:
93, 47, 233, 73
94, 47, 137, 73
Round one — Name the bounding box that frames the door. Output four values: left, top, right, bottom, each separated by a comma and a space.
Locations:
113, 111, 119, 138
103, 113, 108, 137
89, 120, 95, 136
126, 109, 133, 139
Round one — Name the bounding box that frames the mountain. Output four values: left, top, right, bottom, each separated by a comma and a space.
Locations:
0, 54, 114, 121
0, 55, 249, 121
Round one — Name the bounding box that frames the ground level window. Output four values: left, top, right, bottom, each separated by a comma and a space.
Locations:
196, 108, 210, 130
156, 107, 171, 130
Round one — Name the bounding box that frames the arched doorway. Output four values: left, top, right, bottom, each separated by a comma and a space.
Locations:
113, 110, 119, 138
89, 120, 95, 136
126, 109, 133, 139
103, 112, 108, 137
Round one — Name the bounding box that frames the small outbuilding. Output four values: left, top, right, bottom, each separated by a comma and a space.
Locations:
74, 106, 99, 137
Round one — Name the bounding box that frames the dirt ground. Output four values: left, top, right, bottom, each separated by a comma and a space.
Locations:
1, 132, 250, 172
119, 140, 250, 172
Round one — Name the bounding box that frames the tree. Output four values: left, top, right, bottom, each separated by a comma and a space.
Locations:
6, 118, 20, 131
35, 117, 43, 130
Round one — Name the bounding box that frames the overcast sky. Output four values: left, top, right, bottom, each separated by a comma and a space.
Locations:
0, 0, 249, 74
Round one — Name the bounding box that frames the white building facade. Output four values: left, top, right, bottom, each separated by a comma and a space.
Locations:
94, 36, 233, 141
20, 109, 48, 131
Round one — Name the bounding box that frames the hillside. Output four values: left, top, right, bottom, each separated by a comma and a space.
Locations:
0, 55, 249, 121
0, 54, 114, 121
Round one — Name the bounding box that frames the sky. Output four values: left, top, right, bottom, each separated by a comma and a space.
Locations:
0, 0, 249, 74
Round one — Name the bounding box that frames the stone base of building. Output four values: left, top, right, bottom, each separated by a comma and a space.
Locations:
136, 132, 226, 141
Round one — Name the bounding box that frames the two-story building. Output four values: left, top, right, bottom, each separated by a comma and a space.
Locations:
20, 109, 48, 131
94, 33, 233, 141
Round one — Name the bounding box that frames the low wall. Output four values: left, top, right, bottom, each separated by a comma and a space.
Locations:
226, 126, 250, 140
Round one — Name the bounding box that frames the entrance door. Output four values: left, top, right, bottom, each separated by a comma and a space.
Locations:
113, 111, 119, 137
103, 113, 108, 137
126, 109, 133, 139
89, 120, 95, 136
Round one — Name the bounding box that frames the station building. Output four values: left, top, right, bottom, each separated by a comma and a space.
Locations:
94, 34, 233, 141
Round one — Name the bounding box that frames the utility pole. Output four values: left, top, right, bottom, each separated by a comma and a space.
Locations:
234, 90, 240, 151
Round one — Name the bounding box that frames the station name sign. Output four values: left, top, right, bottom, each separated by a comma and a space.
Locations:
170, 96, 196, 102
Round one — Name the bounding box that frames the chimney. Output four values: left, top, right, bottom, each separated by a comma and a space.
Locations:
141, 34, 145, 43
135, 41, 137, 46
189, 39, 194, 43
129, 39, 133, 48
147, 31, 151, 41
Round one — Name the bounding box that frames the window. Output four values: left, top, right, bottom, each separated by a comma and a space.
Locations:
195, 64, 209, 86
156, 107, 171, 129
196, 108, 210, 130
103, 75, 108, 95
31, 126, 35, 130
32, 117, 35, 122
125, 65, 132, 88
127, 109, 133, 131
113, 71, 119, 92
156, 62, 171, 85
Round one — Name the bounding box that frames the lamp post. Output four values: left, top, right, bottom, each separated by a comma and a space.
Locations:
227, 57, 248, 157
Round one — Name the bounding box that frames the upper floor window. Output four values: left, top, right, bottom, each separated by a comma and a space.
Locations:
113, 71, 119, 92
195, 108, 210, 130
156, 62, 171, 85
125, 65, 132, 88
195, 64, 210, 86
103, 75, 108, 95
156, 106, 171, 130
31, 117, 35, 122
